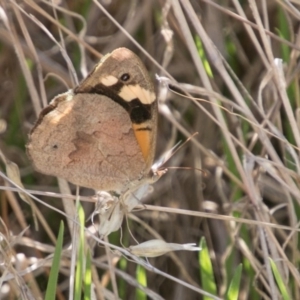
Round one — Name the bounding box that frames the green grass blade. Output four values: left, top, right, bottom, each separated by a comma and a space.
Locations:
226, 264, 242, 300
135, 264, 147, 300
74, 204, 85, 300
83, 249, 92, 300
45, 221, 64, 300
195, 35, 213, 78
199, 237, 217, 298
269, 258, 291, 300
118, 257, 127, 299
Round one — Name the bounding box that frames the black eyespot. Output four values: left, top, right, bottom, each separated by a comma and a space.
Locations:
52, 144, 58, 149
120, 73, 130, 81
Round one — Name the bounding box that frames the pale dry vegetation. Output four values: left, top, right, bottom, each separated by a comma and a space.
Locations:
0, 0, 299, 299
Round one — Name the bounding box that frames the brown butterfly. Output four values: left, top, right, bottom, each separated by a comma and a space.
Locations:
27, 48, 157, 194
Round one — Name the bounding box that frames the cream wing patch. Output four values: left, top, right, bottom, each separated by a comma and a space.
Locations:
119, 85, 156, 104
100, 75, 118, 86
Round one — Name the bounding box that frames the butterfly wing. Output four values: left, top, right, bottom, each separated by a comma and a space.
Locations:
27, 91, 146, 192
75, 48, 157, 170
27, 48, 157, 193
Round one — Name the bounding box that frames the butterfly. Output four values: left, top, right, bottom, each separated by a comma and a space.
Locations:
27, 48, 158, 194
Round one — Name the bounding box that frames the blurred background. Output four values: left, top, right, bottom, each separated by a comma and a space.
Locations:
0, 0, 299, 299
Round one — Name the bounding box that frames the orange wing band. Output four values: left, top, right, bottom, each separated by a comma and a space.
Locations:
132, 124, 151, 163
